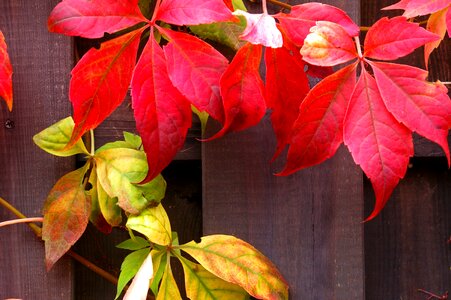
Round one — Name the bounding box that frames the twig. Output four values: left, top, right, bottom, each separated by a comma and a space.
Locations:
418, 289, 449, 299
0, 197, 42, 236
0, 217, 43, 227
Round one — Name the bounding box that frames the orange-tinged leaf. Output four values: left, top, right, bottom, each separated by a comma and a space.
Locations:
279, 63, 357, 175
363, 16, 440, 61
157, 259, 182, 300
42, 167, 91, 270
180, 235, 288, 300
447, 7, 451, 37
48, 0, 148, 38
300, 21, 358, 67
68, 28, 144, 147
0, 30, 13, 111
369, 61, 451, 164
343, 68, 413, 221
384, 0, 450, 18
424, 8, 448, 67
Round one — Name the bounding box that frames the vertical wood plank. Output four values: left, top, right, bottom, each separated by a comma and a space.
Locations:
0, 1, 74, 299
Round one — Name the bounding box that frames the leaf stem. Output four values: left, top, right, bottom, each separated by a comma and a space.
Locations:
441, 82, 451, 85
0, 217, 43, 228
90, 129, 95, 156
354, 36, 363, 59
262, 0, 268, 14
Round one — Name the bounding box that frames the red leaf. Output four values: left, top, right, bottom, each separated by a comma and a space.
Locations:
48, 0, 147, 38
159, 27, 228, 123
300, 21, 358, 67
278, 63, 357, 175
424, 8, 448, 67
131, 33, 192, 182
154, 0, 233, 26
265, 39, 310, 160
384, 0, 450, 18
223, 0, 234, 11
369, 61, 451, 163
343, 68, 413, 221
42, 168, 91, 270
208, 43, 266, 140
305, 64, 334, 79
447, 6, 451, 37
68, 28, 144, 147
276, 2, 359, 47
232, 10, 283, 48
0, 30, 12, 111
364, 16, 439, 61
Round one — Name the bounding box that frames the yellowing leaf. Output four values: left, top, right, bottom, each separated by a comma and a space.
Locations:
33, 116, 89, 157
157, 258, 182, 300
126, 204, 172, 246
88, 170, 112, 234
180, 235, 288, 300
97, 177, 122, 227
150, 249, 167, 296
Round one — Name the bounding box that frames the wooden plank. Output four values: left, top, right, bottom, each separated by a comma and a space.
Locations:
364, 158, 451, 299
0, 1, 74, 299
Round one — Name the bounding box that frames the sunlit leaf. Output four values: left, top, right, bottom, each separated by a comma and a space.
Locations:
33, 117, 89, 157
126, 204, 172, 246
156, 259, 182, 300
123, 252, 154, 300
116, 248, 150, 299
0, 30, 13, 111
424, 8, 448, 67
180, 235, 288, 300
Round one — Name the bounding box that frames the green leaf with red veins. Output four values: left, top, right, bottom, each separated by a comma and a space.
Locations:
131, 34, 192, 183
232, 10, 283, 48
48, 0, 148, 38
301, 21, 358, 67
383, 0, 450, 18
279, 63, 357, 176
275, 2, 359, 47
343, 68, 413, 221
363, 16, 439, 61
68, 28, 144, 148
265, 37, 310, 160
207, 43, 266, 140
424, 8, 448, 66
160, 27, 228, 123
154, 0, 233, 26
0, 30, 13, 111
369, 61, 451, 163
180, 235, 288, 300
42, 167, 91, 270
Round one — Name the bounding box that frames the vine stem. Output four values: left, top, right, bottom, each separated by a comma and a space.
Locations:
0, 217, 43, 228
262, 0, 268, 14
442, 82, 451, 85
0, 196, 42, 236
267, 0, 291, 10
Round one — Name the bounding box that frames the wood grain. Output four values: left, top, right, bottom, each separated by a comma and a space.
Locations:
0, 1, 74, 299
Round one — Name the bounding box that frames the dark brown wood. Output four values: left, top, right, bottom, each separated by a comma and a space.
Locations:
0, 1, 74, 299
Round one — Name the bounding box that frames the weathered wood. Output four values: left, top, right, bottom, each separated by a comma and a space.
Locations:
365, 158, 451, 299
0, 1, 74, 299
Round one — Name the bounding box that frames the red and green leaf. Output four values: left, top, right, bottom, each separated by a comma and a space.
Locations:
131, 33, 191, 183
42, 167, 91, 270
181, 235, 288, 300
363, 16, 439, 61
424, 8, 448, 66
48, 0, 148, 38
159, 27, 228, 123
69, 28, 144, 147
0, 30, 13, 111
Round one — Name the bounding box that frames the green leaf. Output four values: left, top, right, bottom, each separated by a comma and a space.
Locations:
95, 148, 149, 214
192, 105, 209, 137
178, 255, 249, 300
116, 248, 150, 299
88, 170, 112, 234
138, 174, 166, 205
150, 250, 167, 296
116, 237, 150, 251
126, 204, 172, 246
33, 116, 89, 157
157, 258, 182, 300
180, 235, 289, 300
232, 0, 247, 11
96, 140, 136, 152
190, 16, 246, 51
123, 131, 142, 149
97, 176, 122, 226
42, 167, 91, 270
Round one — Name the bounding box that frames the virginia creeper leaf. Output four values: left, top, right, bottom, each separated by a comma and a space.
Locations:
68, 28, 144, 147
116, 248, 150, 299
42, 167, 91, 270
123, 131, 143, 149
154, 0, 233, 26
276, 2, 359, 47
181, 235, 288, 300
88, 170, 112, 234
363, 16, 440, 61
126, 204, 172, 246
343, 68, 413, 221
97, 174, 122, 227
33, 116, 89, 157
95, 147, 149, 214
369, 61, 451, 163
208, 43, 266, 140
160, 27, 229, 123
447, 7, 451, 37
179, 256, 249, 300
48, 0, 147, 38
232, 10, 283, 48
138, 174, 166, 205
300, 21, 358, 67
424, 8, 448, 67
157, 258, 182, 300
131, 33, 192, 183
265, 38, 310, 160
279, 63, 357, 175
123, 252, 154, 300
0, 30, 13, 111
384, 0, 450, 18
150, 250, 167, 296
116, 237, 150, 251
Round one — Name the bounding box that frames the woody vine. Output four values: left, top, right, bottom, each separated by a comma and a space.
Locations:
1, 0, 450, 299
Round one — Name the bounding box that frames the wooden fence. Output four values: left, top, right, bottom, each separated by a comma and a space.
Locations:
0, 0, 449, 299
